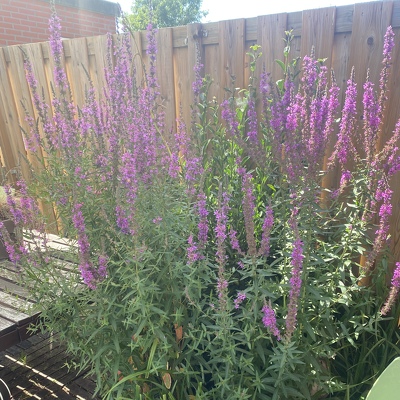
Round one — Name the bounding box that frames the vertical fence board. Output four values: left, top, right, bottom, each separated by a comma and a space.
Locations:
173, 23, 204, 131
204, 43, 220, 102
348, 1, 393, 99
173, 46, 188, 127
21, 42, 53, 169
130, 31, 145, 88
5, 46, 37, 177
156, 28, 176, 135
257, 14, 288, 84
0, 49, 22, 180
87, 35, 109, 99
218, 19, 246, 103
186, 23, 204, 126
64, 38, 91, 108
300, 7, 336, 71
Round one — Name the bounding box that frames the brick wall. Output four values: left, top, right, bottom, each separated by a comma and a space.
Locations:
0, 0, 120, 47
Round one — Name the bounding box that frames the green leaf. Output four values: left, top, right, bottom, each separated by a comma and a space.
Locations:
275, 59, 286, 72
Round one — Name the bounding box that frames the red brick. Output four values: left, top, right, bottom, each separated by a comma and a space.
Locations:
0, 0, 116, 46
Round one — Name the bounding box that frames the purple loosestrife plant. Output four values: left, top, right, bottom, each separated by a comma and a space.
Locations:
7, 8, 400, 399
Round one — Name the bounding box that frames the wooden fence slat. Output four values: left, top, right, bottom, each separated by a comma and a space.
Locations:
257, 13, 288, 85
87, 35, 109, 100
348, 1, 394, 89
218, 19, 246, 104
5, 46, 40, 177
300, 6, 337, 71
0, 49, 21, 180
172, 23, 204, 129
64, 37, 91, 108
130, 31, 145, 88
156, 28, 176, 136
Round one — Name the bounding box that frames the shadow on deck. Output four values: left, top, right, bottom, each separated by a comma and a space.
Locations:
0, 332, 100, 399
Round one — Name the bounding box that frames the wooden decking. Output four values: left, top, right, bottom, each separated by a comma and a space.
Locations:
0, 332, 100, 399
0, 259, 40, 352
0, 232, 77, 351
0, 234, 99, 399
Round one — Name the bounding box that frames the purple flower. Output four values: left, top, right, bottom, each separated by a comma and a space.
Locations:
258, 206, 274, 257
215, 192, 230, 267
246, 97, 258, 143
259, 69, 271, 115
234, 292, 246, 309
152, 216, 163, 225
240, 171, 257, 256
48, 9, 69, 92
187, 234, 200, 264
285, 233, 304, 341
221, 99, 240, 139
5, 186, 23, 224
72, 203, 98, 289
215, 192, 230, 310
339, 170, 352, 189
196, 192, 209, 247
381, 261, 400, 315
365, 181, 393, 272
192, 62, 203, 97
98, 255, 108, 278
378, 26, 395, 109
329, 68, 357, 172
115, 206, 131, 235
262, 304, 281, 340
229, 228, 243, 255
146, 24, 159, 92
216, 277, 228, 299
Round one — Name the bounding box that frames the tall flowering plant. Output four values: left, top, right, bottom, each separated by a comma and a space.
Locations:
4, 7, 400, 399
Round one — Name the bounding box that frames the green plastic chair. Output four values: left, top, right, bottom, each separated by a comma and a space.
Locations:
366, 357, 400, 399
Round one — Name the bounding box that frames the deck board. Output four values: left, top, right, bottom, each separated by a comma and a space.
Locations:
0, 232, 78, 352
0, 333, 100, 399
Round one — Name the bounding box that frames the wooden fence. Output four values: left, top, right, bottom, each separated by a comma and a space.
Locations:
1, 0, 400, 262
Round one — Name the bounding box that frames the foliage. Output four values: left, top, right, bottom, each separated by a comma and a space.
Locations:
3, 7, 400, 399
124, 0, 208, 30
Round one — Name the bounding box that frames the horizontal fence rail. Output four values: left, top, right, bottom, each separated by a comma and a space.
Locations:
1, 1, 400, 266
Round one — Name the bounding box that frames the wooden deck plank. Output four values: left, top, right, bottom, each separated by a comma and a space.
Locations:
0, 303, 31, 325
0, 333, 101, 399
0, 229, 80, 351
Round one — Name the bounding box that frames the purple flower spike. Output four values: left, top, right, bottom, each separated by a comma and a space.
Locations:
234, 292, 246, 309
262, 304, 281, 340
285, 233, 304, 341
381, 262, 400, 315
